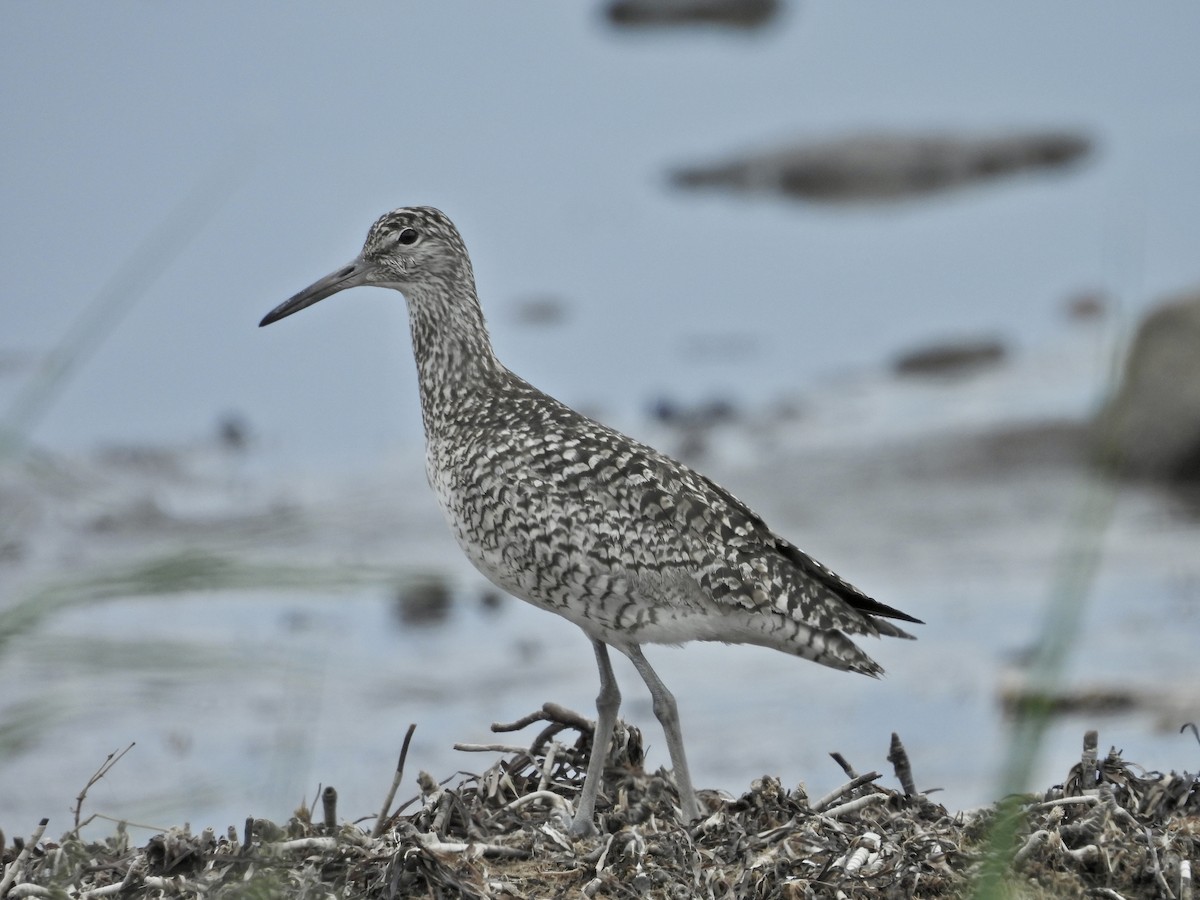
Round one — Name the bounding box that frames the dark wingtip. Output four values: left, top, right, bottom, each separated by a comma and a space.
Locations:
774, 538, 922, 626
853, 596, 923, 625
852, 660, 885, 679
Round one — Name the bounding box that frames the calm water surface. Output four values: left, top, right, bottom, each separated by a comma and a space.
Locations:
2, 332, 1197, 834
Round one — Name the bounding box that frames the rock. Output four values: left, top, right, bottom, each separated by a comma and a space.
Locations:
893, 337, 1007, 378
646, 395, 739, 427
606, 0, 780, 29
478, 588, 505, 613
509, 295, 569, 327
1063, 290, 1109, 323
393, 574, 453, 627
671, 131, 1091, 203
1093, 290, 1200, 481
216, 412, 251, 451
646, 395, 740, 462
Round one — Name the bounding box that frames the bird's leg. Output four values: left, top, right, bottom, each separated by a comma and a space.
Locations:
623, 644, 701, 824
570, 639, 620, 837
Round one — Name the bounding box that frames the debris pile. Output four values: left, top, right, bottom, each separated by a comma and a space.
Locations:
1, 713, 1196, 898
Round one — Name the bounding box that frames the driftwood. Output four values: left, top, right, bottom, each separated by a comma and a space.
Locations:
1, 715, 1196, 898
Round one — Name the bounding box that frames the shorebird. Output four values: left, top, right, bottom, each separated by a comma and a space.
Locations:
260, 207, 921, 837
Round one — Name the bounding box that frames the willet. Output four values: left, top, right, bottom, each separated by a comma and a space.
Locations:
260, 207, 921, 837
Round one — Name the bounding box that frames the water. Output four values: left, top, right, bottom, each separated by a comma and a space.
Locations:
2, 332, 1198, 835
2, 3, 1199, 466
2, 2, 1199, 836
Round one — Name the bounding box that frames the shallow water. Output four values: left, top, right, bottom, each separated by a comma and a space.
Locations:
4, 2, 1200, 840
5, 3, 1200, 468
2, 332, 1197, 836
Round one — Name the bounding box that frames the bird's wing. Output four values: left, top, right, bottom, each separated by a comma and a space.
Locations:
548, 426, 919, 640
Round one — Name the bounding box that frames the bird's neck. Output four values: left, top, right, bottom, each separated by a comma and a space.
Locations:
404, 275, 506, 435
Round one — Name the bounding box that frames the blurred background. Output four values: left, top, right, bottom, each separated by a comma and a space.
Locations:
2, 2, 1199, 836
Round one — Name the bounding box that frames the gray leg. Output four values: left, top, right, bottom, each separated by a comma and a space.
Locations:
570, 639, 620, 837
623, 644, 700, 823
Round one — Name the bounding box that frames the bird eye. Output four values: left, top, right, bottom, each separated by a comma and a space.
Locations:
397, 228, 419, 245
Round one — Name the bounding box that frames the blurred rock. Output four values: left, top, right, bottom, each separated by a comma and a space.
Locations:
1063, 290, 1109, 323
510, 295, 569, 327
280, 607, 315, 633
671, 130, 1091, 203
647, 395, 739, 428
393, 574, 453, 627
217, 412, 251, 451
647, 395, 740, 460
1093, 290, 1200, 481
606, 0, 780, 29
512, 636, 543, 664
894, 337, 1007, 378
478, 588, 505, 613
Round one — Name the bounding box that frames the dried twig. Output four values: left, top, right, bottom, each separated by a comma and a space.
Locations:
1013, 828, 1051, 868
1182, 722, 1199, 748
73, 743, 135, 829
1144, 826, 1176, 900
1029, 795, 1099, 812
538, 743, 559, 793
887, 732, 917, 797
812, 772, 881, 812
79, 856, 142, 898
321, 787, 337, 829
7, 724, 1198, 899
493, 702, 592, 735
491, 708, 551, 733
71, 812, 166, 833
412, 835, 529, 858
8, 884, 53, 898
272, 837, 339, 853
1082, 729, 1099, 767
371, 723, 416, 839
497, 791, 574, 820
821, 793, 887, 819
829, 752, 859, 779
453, 743, 530, 754
0, 818, 49, 897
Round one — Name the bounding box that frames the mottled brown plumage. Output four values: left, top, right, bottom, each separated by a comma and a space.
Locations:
260, 206, 920, 836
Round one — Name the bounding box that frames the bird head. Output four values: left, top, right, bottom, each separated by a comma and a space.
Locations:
259, 206, 470, 327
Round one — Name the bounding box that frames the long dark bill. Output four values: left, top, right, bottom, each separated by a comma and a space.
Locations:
259, 257, 370, 327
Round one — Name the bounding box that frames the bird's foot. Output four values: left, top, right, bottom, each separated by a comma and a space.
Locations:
567, 814, 599, 839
